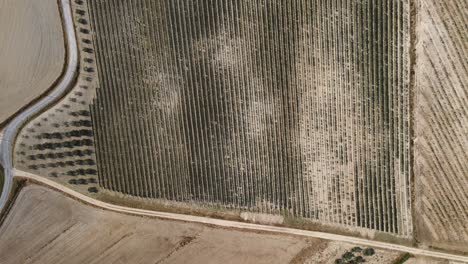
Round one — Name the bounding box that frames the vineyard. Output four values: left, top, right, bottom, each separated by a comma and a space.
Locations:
413, 0, 468, 251
88, 0, 412, 236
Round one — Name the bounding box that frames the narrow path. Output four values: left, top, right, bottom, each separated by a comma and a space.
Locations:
0, 0, 78, 211
14, 169, 468, 263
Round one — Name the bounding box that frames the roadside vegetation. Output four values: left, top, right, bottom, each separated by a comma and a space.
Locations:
13, 0, 99, 196
335, 247, 375, 264
393, 253, 412, 264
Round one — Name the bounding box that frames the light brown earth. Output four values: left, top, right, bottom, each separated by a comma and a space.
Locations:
0, 184, 405, 264
405, 256, 465, 264
0, 0, 65, 126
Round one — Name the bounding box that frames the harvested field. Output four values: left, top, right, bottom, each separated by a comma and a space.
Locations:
0, 0, 65, 126
413, 0, 468, 253
0, 184, 403, 264
87, 0, 412, 236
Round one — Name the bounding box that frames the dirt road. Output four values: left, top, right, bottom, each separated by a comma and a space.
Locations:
0, 0, 77, 212
13, 169, 468, 263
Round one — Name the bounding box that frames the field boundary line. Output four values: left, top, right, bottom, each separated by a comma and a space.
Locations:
0, 0, 78, 212
13, 169, 468, 263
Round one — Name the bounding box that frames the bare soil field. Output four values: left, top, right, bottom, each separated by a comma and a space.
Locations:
0, 184, 405, 264
0, 0, 65, 126
413, 0, 468, 253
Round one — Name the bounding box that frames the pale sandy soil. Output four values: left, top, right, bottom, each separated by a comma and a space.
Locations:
303, 241, 401, 264
0, 0, 64, 125
0, 185, 306, 264
405, 256, 465, 264
0, 184, 408, 264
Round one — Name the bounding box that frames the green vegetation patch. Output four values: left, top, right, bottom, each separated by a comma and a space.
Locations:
335, 247, 376, 264
393, 253, 412, 264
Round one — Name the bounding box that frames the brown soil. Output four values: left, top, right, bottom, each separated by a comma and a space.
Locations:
0, 0, 65, 126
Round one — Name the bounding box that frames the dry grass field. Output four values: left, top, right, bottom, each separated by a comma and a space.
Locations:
0, 0, 65, 126
0, 184, 404, 264
413, 0, 468, 253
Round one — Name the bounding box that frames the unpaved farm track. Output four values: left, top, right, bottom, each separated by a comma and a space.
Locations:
0, 184, 311, 264
0, 0, 77, 213
0, 0, 65, 126
13, 169, 468, 263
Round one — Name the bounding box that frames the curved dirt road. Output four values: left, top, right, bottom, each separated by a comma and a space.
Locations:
0, 1, 467, 263
0, 0, 78, 212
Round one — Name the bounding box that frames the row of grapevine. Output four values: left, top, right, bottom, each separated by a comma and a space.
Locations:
88, 0, 412, 236
414, 0, 468, 246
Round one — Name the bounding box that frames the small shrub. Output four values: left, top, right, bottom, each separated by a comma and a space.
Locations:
88, 187, 99, 193
84, 67, 94, 72
342, 252, 354, 260
351, 247, 362, 253
85, 169, 97, 175
394, 253, 412, 264
88, 178, 97, 184
354, 256, 365, 263
77, 178, 88, 185
69, 179, 77, 184
362, 248, 375, 256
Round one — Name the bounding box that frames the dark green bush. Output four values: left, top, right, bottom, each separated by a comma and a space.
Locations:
351, 247, 362, 253
362, 248, 375, 256
88, 187, 98, 193
342, 252, 354, 260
